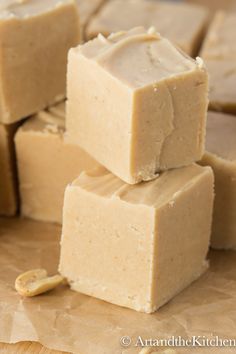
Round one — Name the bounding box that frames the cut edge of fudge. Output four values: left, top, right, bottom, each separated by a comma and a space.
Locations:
59, 164, 214, 313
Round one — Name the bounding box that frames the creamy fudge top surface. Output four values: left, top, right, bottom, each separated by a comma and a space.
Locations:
75, 27, 202, 89
72, 164, 211, 208
87, 0, 208, 53
201, 11, 236, 59
0, 0, 76, 19
20, 102, 65, 133
206, 112, 236, 161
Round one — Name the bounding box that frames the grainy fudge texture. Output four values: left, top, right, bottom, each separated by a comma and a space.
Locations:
201, 12, 236, 113
0, 123, 18, 216
0, 0, 80, 124
67, 27, 209, 184
200, 112, 236, 250
15, 102, 99, 224
86, 0, 209, 56
59, 164, 214, 313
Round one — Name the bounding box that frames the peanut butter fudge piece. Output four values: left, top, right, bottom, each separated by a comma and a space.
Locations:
200, 112, 236, 250
0, 0, 80, 124
201, 12, 236, 113
206, 60, 236, 113
59, 164, 214, 313
201, 12, 236, 59
15, 102, 99, 224
67, 27, 209, 184
0, 123, 18, 216
86, 0, 209, 56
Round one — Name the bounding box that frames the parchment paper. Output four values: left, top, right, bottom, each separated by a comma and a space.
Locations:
0, 217, 236, 354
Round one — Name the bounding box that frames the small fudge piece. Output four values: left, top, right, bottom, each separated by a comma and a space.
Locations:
86, 0, 209, 56
59, 164, 214, 313
200, 112, 236, 250
0, 0, 80, 124
201, 12, 236, 113
201, 11, 236, 59
15, 102, 99, 224
0, 123, 18, 216
67, 27, 209, 184
205, 60, 236, 114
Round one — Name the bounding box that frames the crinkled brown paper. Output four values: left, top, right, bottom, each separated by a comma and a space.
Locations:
0, 217, 236, 354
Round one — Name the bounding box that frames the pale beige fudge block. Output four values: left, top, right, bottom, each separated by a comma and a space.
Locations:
59, 164, 214, 313
201, 12, 236, 113
15, 102, 99, 224
0, 0, 80, 124
77, 0, 105, 28
67, 27, 209, 184
206, 59, 236, 114
86, 0, 209, 56
201, 12, 236, 59
200, 112, 236, 250
0, 123, 18, 216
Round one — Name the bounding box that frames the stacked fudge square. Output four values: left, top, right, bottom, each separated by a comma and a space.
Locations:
0, 0, 81, 216
13, 0, 210, 224
1, 0, 228, 315
1, 0, 104, 223
59, 27, 214, 313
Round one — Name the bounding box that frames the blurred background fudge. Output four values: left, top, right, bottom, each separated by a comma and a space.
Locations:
77, 0, 105, 38
86, 0, 209, 56
186, 0, 236, 14
201, 11, 236, 114
15, 103, 99, 224
0, 0, 80, 124
200, 112, 236, 250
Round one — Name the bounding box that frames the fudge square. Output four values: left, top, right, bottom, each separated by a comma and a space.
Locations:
86, 0, 209, 56
201, 12, 236, 113
0, 123, 18, 216
200, 112, 236, 250
0, 0, 80, 124
15, 102, 99, 224
205, 59, 236, 114
59, 164, 214, 313
201, 11, 236, 60
67, 27, 209, 184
